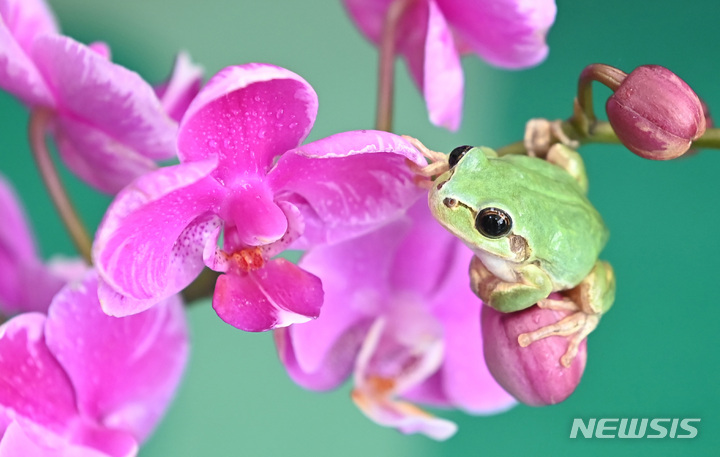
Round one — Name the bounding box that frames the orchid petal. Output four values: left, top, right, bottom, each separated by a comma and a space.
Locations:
213, 258, 322, 332
401, 371, 451, 408
389, 201, 458, 297
351, 390, 457, 440
0, 0, 58, 53
45, 272, 189, 442
341, 0, 388, 44
0, 314, 76, 433
343, 0, 462, 129
87, 41, 110, 59
0, 420, 137, 457
178, 63, 317, 178
430, 242, 516, 413
291, 216, 409, 373
261, 200, 304, 257
268, 130, 425, 245
68, 422, 138, 457
0, 176, 84, 314
8, 262, 65, 314
0, 175, 34, 261
0, 13, 53, 106
0, 422, 99, 457
154, 52, 203, 123
53, 116, 159, 194
219, 179, 287, 247
274, 325, 369, 391
437, 0, 556, 68
351, 317, 453, 440
0, 176, 38, 313
422, 1, 463, 130
32, 35, 177, 161
93, 160, 225, 315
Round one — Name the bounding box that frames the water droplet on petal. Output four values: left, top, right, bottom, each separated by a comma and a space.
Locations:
258, 129, 266, 139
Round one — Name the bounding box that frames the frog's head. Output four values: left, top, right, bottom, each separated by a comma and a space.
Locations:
428, 146, 531, 264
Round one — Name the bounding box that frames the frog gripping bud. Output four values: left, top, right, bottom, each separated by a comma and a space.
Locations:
606, 65, 706, 160
481, 301, 586, 406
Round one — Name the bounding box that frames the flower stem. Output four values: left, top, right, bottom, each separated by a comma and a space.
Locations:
181, 268, 220, 303
496, 119, 720, 156
28, 108, 93, 264
575, 64, 627, 132
376, 0, 415, 132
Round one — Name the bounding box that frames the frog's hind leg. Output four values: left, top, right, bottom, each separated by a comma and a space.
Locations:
518, 260, 616, 367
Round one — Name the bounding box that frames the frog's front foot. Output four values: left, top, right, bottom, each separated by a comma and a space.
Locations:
402, 135, 449, 184
517, 297, 600, 368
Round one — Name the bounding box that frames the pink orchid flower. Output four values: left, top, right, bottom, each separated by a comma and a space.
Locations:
343, 0, 557, 130
0, 174, 86, 315
0, 0, 192, 193
94, 63, 426, 332
275, 200, 515, 440
0, 271, 188, 456
154, 51, 204, 123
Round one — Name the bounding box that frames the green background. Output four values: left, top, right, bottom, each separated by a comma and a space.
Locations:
0, 0, 717, 455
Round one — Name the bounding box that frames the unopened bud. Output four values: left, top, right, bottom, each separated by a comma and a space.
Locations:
606, 65, 706, 160
481, 301, 586, 406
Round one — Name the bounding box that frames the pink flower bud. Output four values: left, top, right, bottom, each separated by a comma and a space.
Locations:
481, 302, 586, 406
606, 65, 706, 160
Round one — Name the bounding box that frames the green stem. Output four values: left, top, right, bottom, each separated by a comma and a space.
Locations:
181, 268, 220, 303
496, 120, 720, 156
575, 64, 627, 133
375, 0, 416, 132
28, 108, 93, 264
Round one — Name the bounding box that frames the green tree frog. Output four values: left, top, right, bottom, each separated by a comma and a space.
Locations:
407, 137, 615, 367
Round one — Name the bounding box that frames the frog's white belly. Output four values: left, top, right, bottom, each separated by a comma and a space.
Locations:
473, 249, 518, 283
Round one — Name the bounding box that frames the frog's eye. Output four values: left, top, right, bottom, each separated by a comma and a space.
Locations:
448, 145, 473, 168
475, 208, 512, 239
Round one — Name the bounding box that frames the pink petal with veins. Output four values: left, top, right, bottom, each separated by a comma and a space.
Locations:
291, 216, 409, 373
45, 272, 188, 442
53, 116, 159, 194
93, 160, 225, 315
0, 0, 58, 53
422, 1, 462, 130
437, 0, 556, 68
430, 242, 516, 413
388, 201, 457, 297
0, 176, 84, 315
268, 130, 425, 246
213, 258, 322, 332
0, 421, 133, 457
275, 324, 370, 391
0, 11, 53, 106
0, 313, 76, 434
178, 63, 317, 178
32, 35, 177, 161
342, 0, 386, 43
0, 175, 36, 268
154, 52, 203, 123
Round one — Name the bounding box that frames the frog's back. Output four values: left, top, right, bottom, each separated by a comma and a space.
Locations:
488, 154, 608, 287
